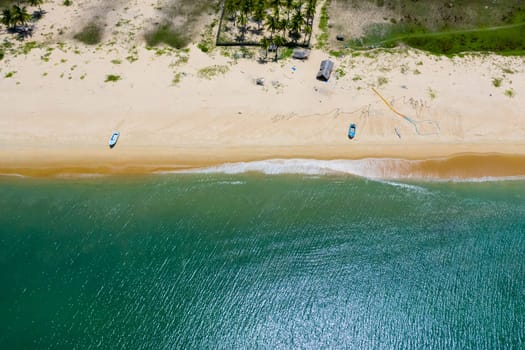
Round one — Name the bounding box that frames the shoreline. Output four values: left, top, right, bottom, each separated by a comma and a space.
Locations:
3, 147, 525, 179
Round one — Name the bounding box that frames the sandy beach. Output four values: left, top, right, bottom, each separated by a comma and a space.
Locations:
1, 0, 525, 178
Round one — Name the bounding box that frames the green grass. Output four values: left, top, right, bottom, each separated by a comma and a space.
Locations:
350, 21, 525, 56
505, 89, 515, 97
4, 71, 16, 78
74, 23, 103, 45
335, 68, 346, 79
315, 0, 330, 50
492, 78, 502, 87
104, 74, 121, 83
279, 47, 293, 60
145, 24, 189, 49
0, 49, 4, 61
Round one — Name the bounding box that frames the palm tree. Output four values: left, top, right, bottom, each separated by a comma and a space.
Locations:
260, 36, 270, 59
265, 9, 279, 40
252, 0, 265, 30
1, 8, 14, 30
273, 35, 286, 61
305, 0, 316, 27
238, 11, 248, 42
224, 0, 240, 27
289, 6, 305, 42
12, 5, 31, 28
284, 0, 294, 23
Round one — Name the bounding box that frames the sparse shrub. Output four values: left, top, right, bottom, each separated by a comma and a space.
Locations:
105, 74, 121, 83
172, 72, 182, 85
74, 23, 103, 45
492, 78, 502, 87
504, 89, 515, 98
377, 76, 388, 86
428, 88, 436, 99
145, 24, 189, 49
197, 65, 229, 79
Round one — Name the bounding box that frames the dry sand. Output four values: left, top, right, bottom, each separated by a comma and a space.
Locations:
1, 0, 525, 178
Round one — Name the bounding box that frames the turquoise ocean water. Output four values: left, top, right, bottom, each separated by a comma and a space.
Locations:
1, 172, 524, 349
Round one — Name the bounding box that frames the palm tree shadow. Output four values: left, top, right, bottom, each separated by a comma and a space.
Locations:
8, 25, 34, 39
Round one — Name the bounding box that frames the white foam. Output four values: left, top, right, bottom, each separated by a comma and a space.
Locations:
175, 158, 417, 179
217, 181, 246, 185
373, 179, 430, 193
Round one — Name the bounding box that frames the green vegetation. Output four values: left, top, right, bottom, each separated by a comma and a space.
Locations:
104, 74, 121, 83
111, 59, 122, 65
341, 0, 525, 55
220, 0, 316, 48
1, 3, 32, 30
335, 67, 346, 79
74, 23, 103, 45
197, 19, 217, 53
4, 70, 16, 78
377, 76, 388, 86
315, 0, 329, 49
149, 0, 214, 50
428, 88, 437, 99
197, 65, 229, 79
279, 47, 293, 59
492, 78, 502, 88
172, 72, 182, 86
145, 24, 189, 49
63, 0, 72, 6
21, 41, 38, 54
0, 49, 4, 61
505, 89, 515, 98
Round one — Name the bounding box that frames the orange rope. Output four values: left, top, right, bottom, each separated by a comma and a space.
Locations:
371, 88, 406, 119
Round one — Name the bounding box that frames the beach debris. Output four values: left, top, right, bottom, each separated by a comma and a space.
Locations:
336, 34, 345, 41
316, 59, 334, 82
291, 66, 297, 73
271, 80, 281, 87
395, 128, 402, 139
256, 78, 265, 86
292, 49, 310, 60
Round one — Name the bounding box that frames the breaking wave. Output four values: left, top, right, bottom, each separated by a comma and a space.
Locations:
173, 157, 525, 181
177, 158, 418, 179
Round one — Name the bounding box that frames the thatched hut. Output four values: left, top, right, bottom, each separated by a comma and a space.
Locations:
316, 59, 334, 81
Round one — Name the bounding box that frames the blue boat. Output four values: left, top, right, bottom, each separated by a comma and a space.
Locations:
348, 123, 356, 139
109, 131, 120, 148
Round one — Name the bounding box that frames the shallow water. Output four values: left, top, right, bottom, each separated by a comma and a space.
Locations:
1, 175, 524, 349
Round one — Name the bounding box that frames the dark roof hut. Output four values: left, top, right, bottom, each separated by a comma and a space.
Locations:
292, 49, 310, 60
316, 59, 334, 81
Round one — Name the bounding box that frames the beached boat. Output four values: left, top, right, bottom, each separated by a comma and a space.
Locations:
348, 124, 356, 139
109, 132, 120, 148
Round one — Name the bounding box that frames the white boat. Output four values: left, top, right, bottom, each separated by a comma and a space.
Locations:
109, 131, 120, 148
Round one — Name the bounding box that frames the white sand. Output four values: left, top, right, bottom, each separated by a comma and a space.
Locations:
1, 0, 525, 176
